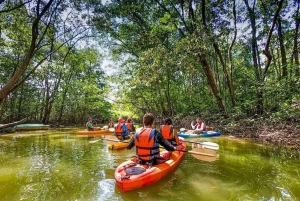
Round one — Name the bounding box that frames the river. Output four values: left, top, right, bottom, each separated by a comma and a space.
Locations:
0, 128, 299, 201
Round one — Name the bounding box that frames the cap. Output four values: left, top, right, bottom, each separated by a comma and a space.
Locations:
126, 118, 132, 123
118, 118, 125, 123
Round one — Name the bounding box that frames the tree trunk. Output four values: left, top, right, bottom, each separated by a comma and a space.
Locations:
198, 53, 226, 113
0, 0, 56, 104
0, 118, 27, 129
292, 1, 300, 76
277, 17, 287, 78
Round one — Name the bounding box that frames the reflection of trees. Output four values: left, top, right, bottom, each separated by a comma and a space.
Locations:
6, 132, 115, 200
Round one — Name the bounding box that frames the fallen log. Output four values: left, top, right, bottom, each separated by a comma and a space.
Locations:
0, 118, 27, 129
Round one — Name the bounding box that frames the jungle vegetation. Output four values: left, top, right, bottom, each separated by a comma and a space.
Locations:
0, 0, 299, 128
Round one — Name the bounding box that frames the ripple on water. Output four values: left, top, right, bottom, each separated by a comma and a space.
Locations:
96, 179, 121, 201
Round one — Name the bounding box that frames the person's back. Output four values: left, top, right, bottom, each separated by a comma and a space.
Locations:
134, 127, 160, 163
125, 118, 135, 132
115, 118, 129, 140
160, 118, 176, 145
127, 113, 179, 165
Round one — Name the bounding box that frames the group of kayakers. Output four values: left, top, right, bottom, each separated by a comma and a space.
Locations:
86, 114, 206, 165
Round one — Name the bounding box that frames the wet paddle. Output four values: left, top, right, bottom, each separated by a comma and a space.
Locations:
89, 138, 102, 143
102, 134, 132, 145
183, 140, 219, 150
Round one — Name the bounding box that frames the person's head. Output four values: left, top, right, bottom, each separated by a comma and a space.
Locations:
126, 118, 132, 123
118, 117, 125, 124
88, 118, 92, 122
164, 118, 172, 125
196, 118, 202, 123
143, 113, 154, 126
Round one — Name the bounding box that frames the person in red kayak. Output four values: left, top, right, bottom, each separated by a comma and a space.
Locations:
186, 117, 206, 134
126, 113, 181, 165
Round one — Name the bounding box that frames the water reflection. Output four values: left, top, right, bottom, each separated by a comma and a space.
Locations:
0, 129, 299, 200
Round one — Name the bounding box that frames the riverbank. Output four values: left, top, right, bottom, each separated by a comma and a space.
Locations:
178, 115, 300, 150
218, 122, 300, 149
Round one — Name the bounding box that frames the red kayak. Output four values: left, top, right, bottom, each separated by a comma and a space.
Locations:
115, 140, 186, 192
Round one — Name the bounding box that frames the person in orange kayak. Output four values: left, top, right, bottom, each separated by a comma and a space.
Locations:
114, 117, 130, 140
159, 117, 177, 145
186, 117, 206, 134
126, 113, 180, 165
125, 118, 136, 133
86, 118, 101, 131
108, 119, 114, 128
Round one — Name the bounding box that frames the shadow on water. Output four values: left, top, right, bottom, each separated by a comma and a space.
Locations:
0, 128, 299, 201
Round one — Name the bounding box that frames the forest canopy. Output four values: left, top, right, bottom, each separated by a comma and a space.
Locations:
0, 0, 299, 127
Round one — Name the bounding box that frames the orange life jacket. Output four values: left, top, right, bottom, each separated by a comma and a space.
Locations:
134, 128, 159, 161
125, 123, 133, 131
160, 125, 173, 140
114, 123, 123, 137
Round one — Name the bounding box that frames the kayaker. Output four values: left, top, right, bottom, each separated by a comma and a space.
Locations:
126, 113, 181, 165
108, 119, 114, 128
125, 118, 136, 133
114, 117, 130, 140
86, 118, 101, 131
186, 118, 206, 134
160, 117, 177, 145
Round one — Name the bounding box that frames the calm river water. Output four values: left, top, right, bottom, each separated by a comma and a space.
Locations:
0, 128, 299, 201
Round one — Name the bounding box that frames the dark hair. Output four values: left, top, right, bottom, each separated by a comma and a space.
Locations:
143, 113, 154, 126
164, 118, 172, 125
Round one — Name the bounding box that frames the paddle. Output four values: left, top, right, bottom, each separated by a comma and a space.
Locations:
89, 138, 102, 143
102, 134, 218, 160
183, 140, 219, 150
102, 134, 132, 145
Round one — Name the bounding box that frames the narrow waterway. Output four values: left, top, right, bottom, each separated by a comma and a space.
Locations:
0, 128, 299, 201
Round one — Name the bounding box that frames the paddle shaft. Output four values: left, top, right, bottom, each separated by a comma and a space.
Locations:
175, 149, 216, 157
183, 140, 219, 149
102, 137, 217, 158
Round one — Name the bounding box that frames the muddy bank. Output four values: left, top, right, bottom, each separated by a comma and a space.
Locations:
176, 116, 300, 149
218, 123, 300, 149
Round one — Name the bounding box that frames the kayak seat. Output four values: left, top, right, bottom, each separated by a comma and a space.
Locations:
125, 167, 146, 175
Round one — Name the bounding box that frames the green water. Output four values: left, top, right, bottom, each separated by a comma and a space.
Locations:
0, 128, 299, 201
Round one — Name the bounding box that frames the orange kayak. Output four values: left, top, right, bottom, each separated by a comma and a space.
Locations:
115, 141, 186, 192
107, 135, 133, 150
76, 129, 114, 136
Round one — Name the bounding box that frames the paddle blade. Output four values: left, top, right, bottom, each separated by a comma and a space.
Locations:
89, 138, 101, 143
174, 129, 179, 145
189, 151, 218, 162
103, 138, 119, 145
188, 143, 218, 162
192, 146, 217, 155
102, 135, 120, 145
184, 140, 219, 150
201, 142, 219, 150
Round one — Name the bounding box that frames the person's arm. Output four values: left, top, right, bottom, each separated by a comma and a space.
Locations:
194, 122, 205, 131
155, 131, 176, 151
126, 137, 135, 150
191, 122, 196, 129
